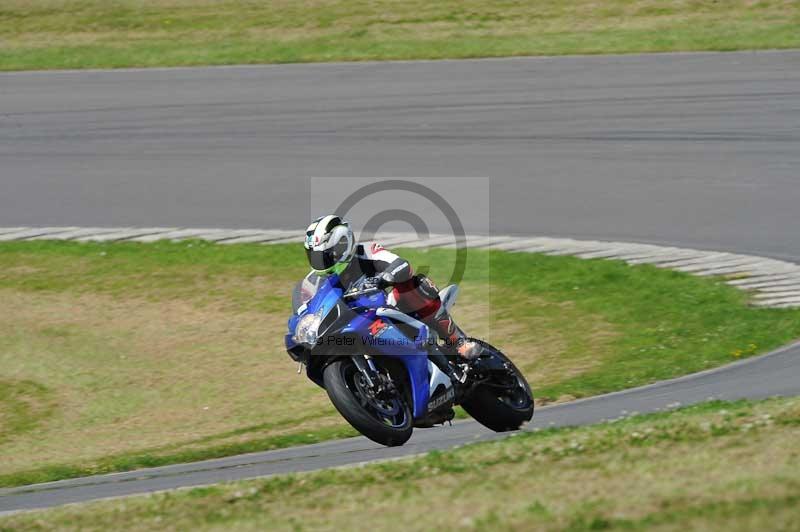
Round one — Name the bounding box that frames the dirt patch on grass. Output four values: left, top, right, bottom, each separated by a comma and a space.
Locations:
457, 286, 620, 391
3, 265, 45, 276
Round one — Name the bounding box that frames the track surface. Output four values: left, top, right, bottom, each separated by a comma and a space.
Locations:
1, 51, 799, 259
1, 51, 799, 512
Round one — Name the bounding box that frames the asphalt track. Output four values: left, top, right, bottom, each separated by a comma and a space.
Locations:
2, 50, 800, 260
1, 50, 800, 512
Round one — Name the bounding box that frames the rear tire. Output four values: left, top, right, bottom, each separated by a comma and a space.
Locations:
461, 344, 534, 432
323, 359, 413, 447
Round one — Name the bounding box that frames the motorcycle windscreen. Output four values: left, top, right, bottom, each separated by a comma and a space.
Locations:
291, 272, 323, 314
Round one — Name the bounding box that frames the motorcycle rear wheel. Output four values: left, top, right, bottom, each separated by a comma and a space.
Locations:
461, 342, 534, 432
323, 358, 413, 447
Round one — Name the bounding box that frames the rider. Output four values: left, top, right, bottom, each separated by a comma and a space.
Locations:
300, 214, 481, 361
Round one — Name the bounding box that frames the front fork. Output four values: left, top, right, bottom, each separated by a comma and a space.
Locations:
351, 354, 377, 385
351, 354, 396, 397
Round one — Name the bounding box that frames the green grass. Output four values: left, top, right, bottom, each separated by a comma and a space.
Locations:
0, 379, 55, 444
3, 398, 799, 530
1, 0, 798, 71
1, 239, 800, 487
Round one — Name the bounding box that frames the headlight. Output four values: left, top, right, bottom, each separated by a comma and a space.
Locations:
293, 313, 322, 345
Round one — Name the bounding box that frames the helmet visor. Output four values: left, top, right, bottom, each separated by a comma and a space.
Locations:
305, 247, 337, 271
306, 235, 350, 272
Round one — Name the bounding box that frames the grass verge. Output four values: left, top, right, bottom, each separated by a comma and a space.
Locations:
1, 0, 799, 71
0, 240, 799, 487
2, 398, 799, 530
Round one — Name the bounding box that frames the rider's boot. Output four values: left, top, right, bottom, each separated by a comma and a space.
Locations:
432, 311, 482, 361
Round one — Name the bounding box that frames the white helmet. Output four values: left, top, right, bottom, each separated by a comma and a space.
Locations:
304, 215, 355, 275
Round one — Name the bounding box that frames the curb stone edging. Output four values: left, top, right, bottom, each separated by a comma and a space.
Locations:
2, 226, 799, 309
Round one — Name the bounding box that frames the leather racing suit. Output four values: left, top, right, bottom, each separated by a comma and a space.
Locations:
297, 242, 470, 353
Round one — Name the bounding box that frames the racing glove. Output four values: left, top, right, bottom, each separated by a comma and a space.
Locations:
364, 272, 395, 291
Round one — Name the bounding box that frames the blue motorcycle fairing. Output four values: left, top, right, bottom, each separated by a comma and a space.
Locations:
286, 274, 434, 419
285, 275, 344, 358
342, 312, 431, 418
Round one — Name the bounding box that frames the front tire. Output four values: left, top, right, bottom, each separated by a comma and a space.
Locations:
461, 343, 534, 432
323, 358, 413, 447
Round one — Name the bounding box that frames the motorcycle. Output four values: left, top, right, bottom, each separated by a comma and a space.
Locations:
285, 274, 534, 446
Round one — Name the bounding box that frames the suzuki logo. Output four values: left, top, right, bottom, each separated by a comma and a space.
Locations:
369, 319, 386, 336
428, 387, 455, 412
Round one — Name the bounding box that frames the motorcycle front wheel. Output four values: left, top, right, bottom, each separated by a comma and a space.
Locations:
323, 358, 413, 447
